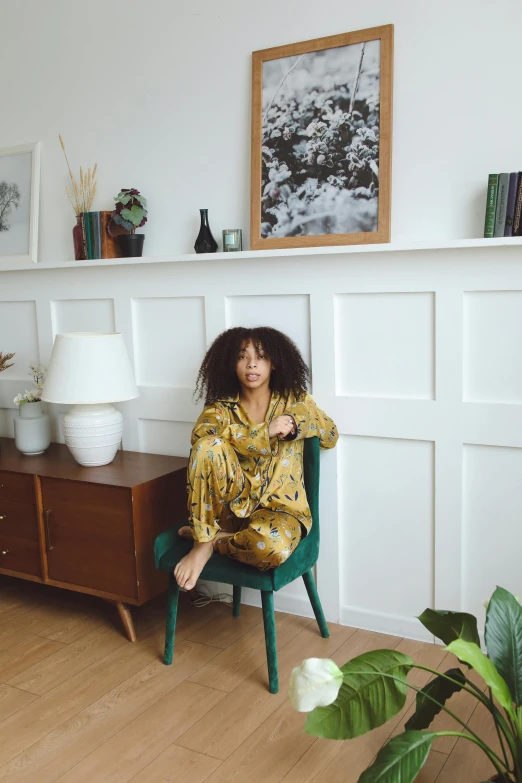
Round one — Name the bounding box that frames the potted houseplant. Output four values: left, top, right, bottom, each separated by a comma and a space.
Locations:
110, 188, 147, 257
290, 586, 522, 782
13, 363, 50, 455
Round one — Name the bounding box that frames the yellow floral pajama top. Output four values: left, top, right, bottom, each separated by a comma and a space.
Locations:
187, 391, 338, 570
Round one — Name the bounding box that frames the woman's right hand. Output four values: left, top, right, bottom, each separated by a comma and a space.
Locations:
269, 415, 296, 440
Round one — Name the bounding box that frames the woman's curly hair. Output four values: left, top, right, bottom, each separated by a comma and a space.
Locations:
195, 326, 310, 404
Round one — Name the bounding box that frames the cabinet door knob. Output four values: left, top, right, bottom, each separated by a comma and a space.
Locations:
0, 515, 6, 521
1, 550, 8, 555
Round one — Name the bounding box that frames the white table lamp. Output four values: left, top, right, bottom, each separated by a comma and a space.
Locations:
41, 332, 139, 466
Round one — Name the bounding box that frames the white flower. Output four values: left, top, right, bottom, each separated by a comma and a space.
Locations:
205, 504, 212, 511
192, 460, 197, 470
214, 438, 222, 445
256, 541, 266, 550
289, 658, 343, 713
260, 448, 268, 455
282, 459, 290, 467
285, 529, 292, 538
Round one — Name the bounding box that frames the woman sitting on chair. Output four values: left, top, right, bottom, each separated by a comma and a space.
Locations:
174, 326, 338, 590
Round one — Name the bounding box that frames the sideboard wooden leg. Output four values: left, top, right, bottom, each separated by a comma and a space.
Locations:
115, 601, 137, 642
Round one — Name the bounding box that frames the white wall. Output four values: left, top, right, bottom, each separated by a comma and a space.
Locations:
2, 243, 522, 639
2, 0, 522, 262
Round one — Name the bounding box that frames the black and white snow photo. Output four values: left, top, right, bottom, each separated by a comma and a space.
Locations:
260, 39, 381, 239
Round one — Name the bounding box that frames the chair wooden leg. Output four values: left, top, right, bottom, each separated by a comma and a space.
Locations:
261, 590, 278, 694
232, 585, 241, 617
164, 572, 180, 665
302, 569, 329, 638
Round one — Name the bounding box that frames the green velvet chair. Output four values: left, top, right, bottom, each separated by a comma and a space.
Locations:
153, 436, 329, 694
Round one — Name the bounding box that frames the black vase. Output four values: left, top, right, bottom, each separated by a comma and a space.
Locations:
194, 209, 218, 253
118, 233, 145, 258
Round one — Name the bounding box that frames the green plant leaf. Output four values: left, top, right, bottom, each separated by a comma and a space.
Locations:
118, 195, 131, 205
485, 587, 522, 707
418, 608, 480, 646
134, 194, 147, 207
120, 206, 145, 226
305, 649, 412, 740
446, 640, 513, 714
405, 668, 466, 731
358, 730, 436, 783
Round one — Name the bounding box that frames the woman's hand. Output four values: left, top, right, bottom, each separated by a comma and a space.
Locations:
269, 415, 296, 440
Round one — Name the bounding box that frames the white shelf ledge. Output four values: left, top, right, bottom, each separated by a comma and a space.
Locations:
1, 236, 522, 272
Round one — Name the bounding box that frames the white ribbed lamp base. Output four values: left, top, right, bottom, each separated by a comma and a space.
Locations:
63, 404, 123, 466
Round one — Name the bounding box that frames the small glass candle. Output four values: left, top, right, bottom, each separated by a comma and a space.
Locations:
222, 229, 242, 252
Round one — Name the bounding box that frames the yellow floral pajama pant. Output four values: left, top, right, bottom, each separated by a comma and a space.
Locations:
187, 436, 301, 571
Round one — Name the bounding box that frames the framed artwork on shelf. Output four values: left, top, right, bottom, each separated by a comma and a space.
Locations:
0, 142, 41, 266
250, 25, 393, 251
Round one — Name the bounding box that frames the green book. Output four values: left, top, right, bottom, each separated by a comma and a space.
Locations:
84, 211, 93, 259
484, 174, 499, 238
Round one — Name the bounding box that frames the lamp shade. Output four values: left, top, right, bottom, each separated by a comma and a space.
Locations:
41, 332, 139, 405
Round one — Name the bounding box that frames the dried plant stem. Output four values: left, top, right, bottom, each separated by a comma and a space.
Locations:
59, 135, 98, 216
0, 352, 15, 373
348, 42, 366, 118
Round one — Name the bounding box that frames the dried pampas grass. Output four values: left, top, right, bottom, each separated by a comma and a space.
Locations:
59, 135, 97, 215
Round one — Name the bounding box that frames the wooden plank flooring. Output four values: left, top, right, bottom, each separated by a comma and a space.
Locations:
0, 575, 497, 782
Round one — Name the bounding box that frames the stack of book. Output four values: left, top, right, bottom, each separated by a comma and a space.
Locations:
484, 173, 522, 237
79, 211, 120, 259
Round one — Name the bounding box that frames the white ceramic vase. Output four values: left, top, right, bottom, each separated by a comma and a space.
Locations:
62, 404, 123, 467
14, 401, 51, 455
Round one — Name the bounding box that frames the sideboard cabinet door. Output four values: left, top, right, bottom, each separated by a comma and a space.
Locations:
41, 477, 138, 599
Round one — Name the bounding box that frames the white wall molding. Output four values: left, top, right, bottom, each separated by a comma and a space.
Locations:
2, 244, 522, 638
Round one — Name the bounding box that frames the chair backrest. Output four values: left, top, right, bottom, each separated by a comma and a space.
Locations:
303, 436, 320, 541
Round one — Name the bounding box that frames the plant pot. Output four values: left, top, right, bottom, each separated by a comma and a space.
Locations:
14, 401, 51, 455
117, 233, 145, 258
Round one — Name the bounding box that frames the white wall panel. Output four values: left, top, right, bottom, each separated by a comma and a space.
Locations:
138, 418, 194, 458
462, 444, 522, 622
1, 245, 522, 637
225, 295, 311, 369
0, 301, 39, 379
132, 297, 206, 388
335, 293, 435, 399
51, 298, 115, 336
340, 435, 434, 636
464, 291, 522, 403
0, 408, 15, 438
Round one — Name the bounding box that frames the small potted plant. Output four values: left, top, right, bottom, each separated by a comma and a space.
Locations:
109, 188, 148, 257
13, 363, 51, 455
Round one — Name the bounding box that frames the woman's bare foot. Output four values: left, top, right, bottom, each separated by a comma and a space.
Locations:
173, 531, 236, 590
174, 542, 214, 590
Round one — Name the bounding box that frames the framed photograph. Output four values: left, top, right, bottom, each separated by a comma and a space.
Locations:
0, 142, 41, 266
251, 25, 393, 250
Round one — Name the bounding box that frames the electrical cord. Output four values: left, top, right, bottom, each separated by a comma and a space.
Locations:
188, 583, 233, 608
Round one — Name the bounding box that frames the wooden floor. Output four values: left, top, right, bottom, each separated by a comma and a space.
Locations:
0, 575, 499, 783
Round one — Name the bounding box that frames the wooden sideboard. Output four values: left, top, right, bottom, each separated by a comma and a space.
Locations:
0, 437, 187, 641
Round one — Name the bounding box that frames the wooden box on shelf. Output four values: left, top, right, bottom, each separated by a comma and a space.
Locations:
0, 438, 188, 641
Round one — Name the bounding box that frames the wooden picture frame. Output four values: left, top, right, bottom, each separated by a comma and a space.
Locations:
250, 25, 393, 250
0, 142, 40, 266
